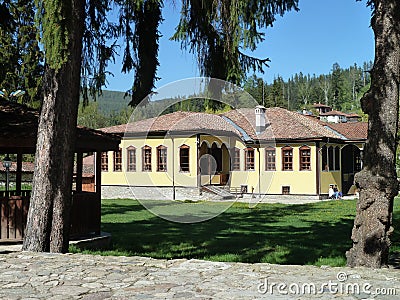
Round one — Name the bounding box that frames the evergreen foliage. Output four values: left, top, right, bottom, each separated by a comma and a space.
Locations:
0, 0, 44, 106
170, 0, 298, 108
172, 0, 298, 85
36, 0, 71, 71
81, 0, 119, 106
243, 61, 373, 114
116, 0, 163, 107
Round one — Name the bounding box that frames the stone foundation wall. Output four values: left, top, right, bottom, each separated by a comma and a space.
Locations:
101, 185, 327, 204
102, 185, 213, 201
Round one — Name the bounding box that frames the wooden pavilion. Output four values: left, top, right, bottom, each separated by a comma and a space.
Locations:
0, 99, 120, 242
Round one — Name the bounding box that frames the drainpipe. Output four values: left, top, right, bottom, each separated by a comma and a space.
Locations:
172, 136, 176, 200
258, 148, 261, 197
316, 141, 320, 197
197, 134, 201, 194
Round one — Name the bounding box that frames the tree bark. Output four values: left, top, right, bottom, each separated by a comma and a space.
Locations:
22, 0, 85, 253
346, 0, 400, 268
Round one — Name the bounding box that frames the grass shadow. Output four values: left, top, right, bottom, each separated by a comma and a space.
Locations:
71, 198, 385, 267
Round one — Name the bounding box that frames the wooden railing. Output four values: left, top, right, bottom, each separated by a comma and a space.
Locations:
0, 190, 31, 198
200, 173, 229, 186
0, 191, 101, 242
0, 195, 30, 241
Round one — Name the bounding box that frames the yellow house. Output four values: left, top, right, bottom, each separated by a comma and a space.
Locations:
99, 107, 367, 200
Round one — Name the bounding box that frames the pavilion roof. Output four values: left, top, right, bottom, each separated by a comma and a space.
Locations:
0, 99, 121, 152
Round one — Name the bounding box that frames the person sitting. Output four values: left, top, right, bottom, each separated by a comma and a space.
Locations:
333, 185, 342, 199
328, 185, 335, 199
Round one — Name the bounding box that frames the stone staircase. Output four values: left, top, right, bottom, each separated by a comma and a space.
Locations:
201, 185, 235, 200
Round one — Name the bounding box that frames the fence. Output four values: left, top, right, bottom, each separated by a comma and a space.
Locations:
0, 191, 101, 242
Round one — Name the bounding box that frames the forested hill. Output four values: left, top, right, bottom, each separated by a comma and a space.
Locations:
245, 61, 373, 113
78, 61, 372, 129
82, 90, 129, 115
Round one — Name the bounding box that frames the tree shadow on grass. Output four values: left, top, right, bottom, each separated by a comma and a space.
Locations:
98, 199, 360, 266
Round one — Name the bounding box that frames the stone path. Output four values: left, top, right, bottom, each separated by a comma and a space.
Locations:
0, 251, 399, 299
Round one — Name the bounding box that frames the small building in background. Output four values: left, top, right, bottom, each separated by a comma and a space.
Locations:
312, 103, 332, 115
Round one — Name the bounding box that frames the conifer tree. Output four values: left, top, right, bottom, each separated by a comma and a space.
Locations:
117, 0, 299, 108
346, 0, 400, 268
0, 0, 43, 106
23, 0, 86, 253
22, 0, 298, 252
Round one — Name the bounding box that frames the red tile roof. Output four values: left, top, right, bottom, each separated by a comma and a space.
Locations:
222, 108, 344, 141
319, 110, 349, 117
313, 103, 331, 108
326, 122, 368, 140
101, 111, 241, 137
83, 155, 95, 165
346, 113, 360, 118
99, 107, 367, 143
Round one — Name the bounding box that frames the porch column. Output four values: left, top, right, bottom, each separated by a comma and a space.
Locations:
95, 151, 102, 199
76, 152, 83, 193
316, 142, 320, 196
196, 134, 201, 194
16, 151, 22, 193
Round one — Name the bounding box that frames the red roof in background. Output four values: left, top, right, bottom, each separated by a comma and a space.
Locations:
319, 110, 348, 117
319, 110, 360, 118
346, 113, 360, 118
83, 155, 95, 165
313, 103, 331, 108
0, 161, 34, 173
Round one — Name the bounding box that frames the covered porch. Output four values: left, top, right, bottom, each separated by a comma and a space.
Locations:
320, 143, 362, 196
199, 140, 230, 186
0, 99, 120, 242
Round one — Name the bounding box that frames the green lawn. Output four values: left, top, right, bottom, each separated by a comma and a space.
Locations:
70, 198, 400, 267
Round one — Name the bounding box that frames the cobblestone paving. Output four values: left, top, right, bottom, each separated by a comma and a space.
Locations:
0, 252, 399, 299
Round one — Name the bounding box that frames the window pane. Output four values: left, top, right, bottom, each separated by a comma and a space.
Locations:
232, 148, 240, 171
101, 152, 108, 171
300, 146, 311, 171
282, 147, 293, 171
142, 147, 152, 171
282, 186, 290, 195
127, 148, 136, 172
180, 147, 190, 172
265, 148, 276, 171
157, 146, 167, 172
245, 148, 255, 170
114, 149, 122, 172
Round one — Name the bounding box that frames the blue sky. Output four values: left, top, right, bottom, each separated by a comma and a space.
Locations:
105, 0, 374, 92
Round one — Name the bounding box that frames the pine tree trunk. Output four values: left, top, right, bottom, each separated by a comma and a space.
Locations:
22, 0, 85, 253
346, 0, 400, 268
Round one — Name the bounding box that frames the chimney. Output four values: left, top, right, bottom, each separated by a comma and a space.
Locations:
255, 105, 266, 134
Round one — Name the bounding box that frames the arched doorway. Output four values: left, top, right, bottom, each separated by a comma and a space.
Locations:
199, 140, 229, 185
211, 142, 222, 172
341, 144, 362, 194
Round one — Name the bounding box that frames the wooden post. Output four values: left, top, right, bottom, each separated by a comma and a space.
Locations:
95, 151, 102, 199
16, 151, 22, 194
76, 152, 83, 193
